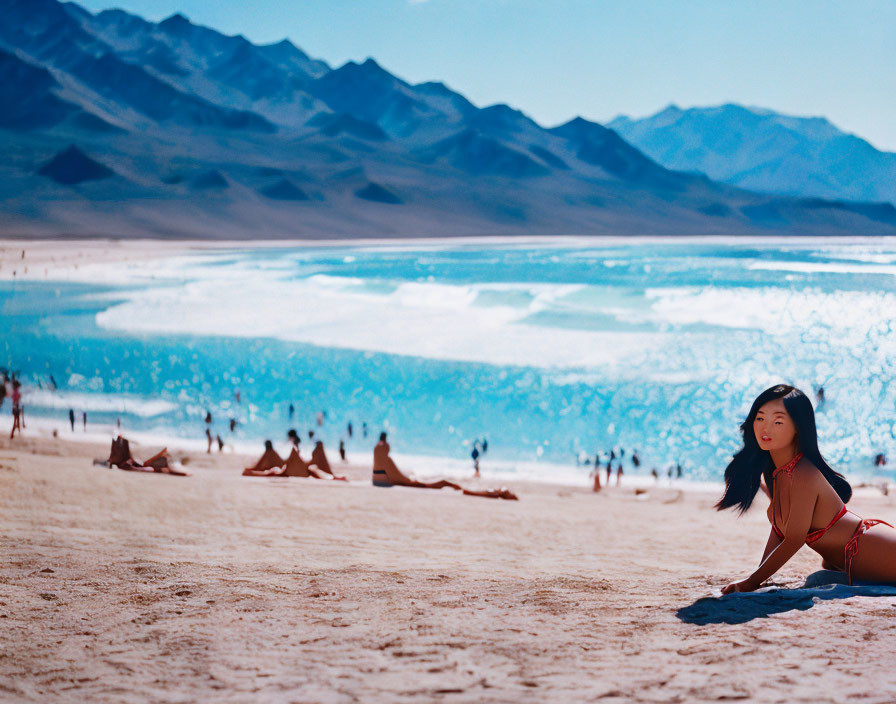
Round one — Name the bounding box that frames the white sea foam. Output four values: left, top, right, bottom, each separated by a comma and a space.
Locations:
748, 260, 896, 276
23, 389, 179, 417
15, 240, 896, 377
643, 286, 896, 334
94, 273, 664, 369
88, 250, 896, 373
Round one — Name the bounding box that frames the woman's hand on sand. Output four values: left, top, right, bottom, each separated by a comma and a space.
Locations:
721, 578, 758, 595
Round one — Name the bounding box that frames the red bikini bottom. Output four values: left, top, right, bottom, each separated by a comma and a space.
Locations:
844, 519, 894, 585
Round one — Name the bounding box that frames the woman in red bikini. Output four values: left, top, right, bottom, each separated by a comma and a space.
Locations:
717, 384, 896, 593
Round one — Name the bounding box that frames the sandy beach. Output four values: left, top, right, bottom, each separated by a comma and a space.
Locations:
2, 432, 896, 703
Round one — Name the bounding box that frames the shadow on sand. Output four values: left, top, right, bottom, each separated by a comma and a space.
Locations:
677, 571, 896, 625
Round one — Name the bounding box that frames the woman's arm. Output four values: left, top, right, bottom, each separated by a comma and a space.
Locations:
760, 525, 782, 564
723, 470, 816, 593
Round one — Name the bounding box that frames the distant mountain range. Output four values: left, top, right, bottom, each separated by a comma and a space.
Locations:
1, 0, 894, 238
610, 104, 896, 205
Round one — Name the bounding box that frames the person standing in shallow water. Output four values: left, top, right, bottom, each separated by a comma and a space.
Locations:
591, 455, 602, 492
717, 384, 896, 592
10, 382, 23, 439
69, 408, 75, 432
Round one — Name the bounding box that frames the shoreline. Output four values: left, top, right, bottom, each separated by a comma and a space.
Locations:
3, 413, 892, 500
0, 412, 726, 493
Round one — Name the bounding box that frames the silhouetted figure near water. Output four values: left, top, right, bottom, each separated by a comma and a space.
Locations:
362, 422, 368, 439
69, 408, 75, 432
216, 434, 224, 452
676, 463, 683, 478
616, 463, 623, 486
206, 428, 213, 454
205, 410, 212, 425
339, 439, 346, 461
347, 421, 353, 438
82, 411, 87, 431
472, 445, 480, 477
605, 457, 612, 485
288, 403, 295, 420
229, 418, 237, 433
9, 382, 23, 439
632, 450, 640, 468
875, 453, 887, 467
651, 468, 659, 482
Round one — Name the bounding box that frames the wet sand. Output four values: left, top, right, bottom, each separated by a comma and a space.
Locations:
2, 432, 896, 703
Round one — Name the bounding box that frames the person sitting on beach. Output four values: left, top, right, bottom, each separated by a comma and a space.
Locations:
281, 444, 346, 481
242, 440, 285, 476
717, 385, 896, 593
282, 432, 317, 477
107, 436, 189, 476
281, 446, 313, 477
372, 433, 517, 499
309, 440, 346, 480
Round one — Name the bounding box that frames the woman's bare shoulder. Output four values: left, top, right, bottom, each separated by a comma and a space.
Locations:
792, 457, 825, 487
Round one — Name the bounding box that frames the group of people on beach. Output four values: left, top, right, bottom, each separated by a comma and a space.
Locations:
242, 429, 347, 480
6, 366, 896, 586
587, 447, 659, 491
239, 430, 516, 499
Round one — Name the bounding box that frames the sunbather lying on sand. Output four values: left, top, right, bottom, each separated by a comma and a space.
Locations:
105, 436, 189, 476
244, 440, 347, 480
309, 440, 346, 480
372, 433, 517, 500
282, 446, 346, 480
242, 440, 285, 476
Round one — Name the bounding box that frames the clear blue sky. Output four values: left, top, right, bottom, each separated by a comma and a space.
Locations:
75, 0, 896, 151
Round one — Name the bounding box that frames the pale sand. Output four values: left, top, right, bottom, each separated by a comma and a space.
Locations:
2, 434, 896, 703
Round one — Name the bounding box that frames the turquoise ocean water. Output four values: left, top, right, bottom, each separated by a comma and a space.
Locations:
2, 238, 895, 482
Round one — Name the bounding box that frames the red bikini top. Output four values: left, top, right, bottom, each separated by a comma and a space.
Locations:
771, 452, 849, 543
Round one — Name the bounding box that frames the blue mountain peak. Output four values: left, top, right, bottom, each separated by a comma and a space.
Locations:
159, 12, 192, 32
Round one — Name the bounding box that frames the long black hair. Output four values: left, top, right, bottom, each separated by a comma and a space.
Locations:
716, 384, 851, 513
